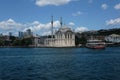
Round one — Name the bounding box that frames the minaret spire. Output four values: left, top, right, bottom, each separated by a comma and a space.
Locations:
60, 17, 62, 27
51, 16, 53, 39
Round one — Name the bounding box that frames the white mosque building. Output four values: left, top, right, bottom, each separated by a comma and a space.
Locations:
44, 17, 75, 47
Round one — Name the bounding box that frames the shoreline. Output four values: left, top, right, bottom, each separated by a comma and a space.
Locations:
0, 46, 82, 48
0, 45, 120, 48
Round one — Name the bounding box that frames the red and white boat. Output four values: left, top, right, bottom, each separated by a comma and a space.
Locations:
86, 40, 106, 49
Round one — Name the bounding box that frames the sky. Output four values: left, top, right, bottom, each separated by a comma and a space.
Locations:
0, 0, 120, 36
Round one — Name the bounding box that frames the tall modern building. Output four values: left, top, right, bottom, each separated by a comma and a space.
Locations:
18, 29, 33, 38
9, 32, 12, 36
26, 29, 32, 36
23, 29, 33, 38
18, 31, 24, 38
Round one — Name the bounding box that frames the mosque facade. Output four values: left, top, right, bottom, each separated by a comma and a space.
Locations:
44, 17, 75, 47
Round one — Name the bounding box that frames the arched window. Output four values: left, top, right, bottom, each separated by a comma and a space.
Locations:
70, 34, 72, 39
68, 33, 69, 39
61, 34, 62, 39
65, 34, 67, 39
66, 32, 72, 39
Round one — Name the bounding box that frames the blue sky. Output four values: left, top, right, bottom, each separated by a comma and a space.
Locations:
0, 0, 120, 36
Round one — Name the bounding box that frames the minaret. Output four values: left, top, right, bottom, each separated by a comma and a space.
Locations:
51, 16, 53, 39
51, 16, 54, 46
60, 17, 62, 27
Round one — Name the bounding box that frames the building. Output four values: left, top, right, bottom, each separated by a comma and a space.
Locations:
18, 29, 33, 38
105, 34, 120, 43
24, 29, 33, 38
18, 31, 24, 38
54, 26, 75, 47
9, 32, 12, 37
0, 35, 10, 41
44, 17, 75, 47
44, 26, 75, 47
26, 29, 33, 37
31, 36, 41, 47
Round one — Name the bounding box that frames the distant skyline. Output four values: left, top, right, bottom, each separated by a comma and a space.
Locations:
0, 0, 120, 36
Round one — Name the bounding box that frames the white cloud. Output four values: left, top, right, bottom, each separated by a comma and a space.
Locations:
42, 22, 75, 35
114, 3, 120, 10
75, 27, 88, 33
42, 31, 51, 36
0, 18, 24, 31
35, 0, 72, 7
68, 22, 75, 26
106, 18, 120, 25
72, 11, 82, 16
29, 20, 61, 36
24, 20, 60, 32
0, 19, 78, 36
0, 19, 62, 35
101, 4, 108, 10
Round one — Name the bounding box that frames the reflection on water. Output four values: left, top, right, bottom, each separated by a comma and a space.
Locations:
0, 47, 120, 80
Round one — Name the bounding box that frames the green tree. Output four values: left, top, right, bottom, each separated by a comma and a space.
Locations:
21, 38, 33, 46
0, 40, 4, 46
13, 39, 22, 46
75, 35, 87, 46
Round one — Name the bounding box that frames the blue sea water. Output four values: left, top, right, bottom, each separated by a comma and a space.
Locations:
0, 47, 120, 80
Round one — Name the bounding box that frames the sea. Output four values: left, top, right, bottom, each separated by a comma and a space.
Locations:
0, 47, 120, 80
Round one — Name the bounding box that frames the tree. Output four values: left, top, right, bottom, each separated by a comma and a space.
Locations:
21, 38, 33, 46
0, 40, 4, 46
75, 34, 87, 46
13, 38, 33, 46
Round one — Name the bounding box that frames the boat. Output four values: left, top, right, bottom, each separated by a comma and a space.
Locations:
86, 39, 106, 49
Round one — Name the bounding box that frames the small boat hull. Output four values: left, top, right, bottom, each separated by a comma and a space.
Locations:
86, 45, 105, 49
86, 39, 106, 49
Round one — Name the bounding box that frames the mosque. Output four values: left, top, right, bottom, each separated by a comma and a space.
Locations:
44, 17, 75, 47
